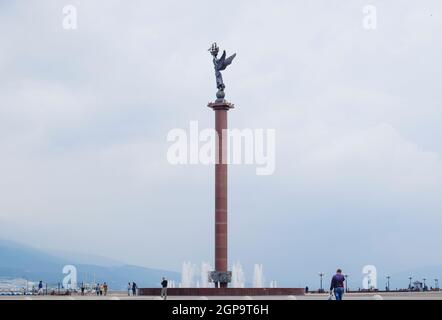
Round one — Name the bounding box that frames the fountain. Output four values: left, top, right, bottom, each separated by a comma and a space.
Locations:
200, 262, 212, 288
181, 262, 197, 288
138, 260, 304, 296
180, 262, 213, 288
182, 261, 265, 288
253, 264, 265, 288
231, 262, 245, 288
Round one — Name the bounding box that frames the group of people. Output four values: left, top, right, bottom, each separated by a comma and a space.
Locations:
77, 282, 108, 296
127, 282, 138, 296
94, 282, 108, 296
27, 278, 166, 297
29, 272, 344, 300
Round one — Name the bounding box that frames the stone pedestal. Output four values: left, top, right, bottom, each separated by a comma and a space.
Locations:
138, 288, 305, 296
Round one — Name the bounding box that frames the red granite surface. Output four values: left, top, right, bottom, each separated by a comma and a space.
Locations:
138, 288, 304, 296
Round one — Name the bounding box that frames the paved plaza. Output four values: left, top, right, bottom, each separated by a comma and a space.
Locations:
1, 292, 442, 300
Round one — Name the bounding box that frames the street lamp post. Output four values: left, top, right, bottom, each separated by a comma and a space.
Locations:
386, 276, 391, 292
319, 273, 324, 293
423, 278, 427, 291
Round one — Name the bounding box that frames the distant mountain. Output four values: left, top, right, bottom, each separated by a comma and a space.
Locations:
0, 239, 179, 290
47, 249, 126, 267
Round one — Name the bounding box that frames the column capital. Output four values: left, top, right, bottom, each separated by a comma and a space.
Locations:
207, 100, 235, 111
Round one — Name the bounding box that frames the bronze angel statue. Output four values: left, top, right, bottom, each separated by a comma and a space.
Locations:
209, 43, 236, 100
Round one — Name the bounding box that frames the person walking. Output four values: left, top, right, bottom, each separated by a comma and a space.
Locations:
161, 277, 168, 300
330, 269, 346, 301
80, 282, 85, 296
103, 282, 108, 296
38, 281, 44, 295
127, 282, 132, 296
132, 282, 137, 296
96, 283, 100, 296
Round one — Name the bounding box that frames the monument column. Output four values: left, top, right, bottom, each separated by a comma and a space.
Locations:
207, 42, 236, 288
208, 101, 234, 288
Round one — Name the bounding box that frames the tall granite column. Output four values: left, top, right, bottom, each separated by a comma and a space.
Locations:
208, 100, 234, 288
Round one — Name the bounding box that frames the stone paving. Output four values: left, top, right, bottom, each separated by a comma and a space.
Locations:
0, 292, 441, 300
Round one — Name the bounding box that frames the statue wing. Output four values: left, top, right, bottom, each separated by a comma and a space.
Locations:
219, 53, 236, 71
217, 50, 226, 67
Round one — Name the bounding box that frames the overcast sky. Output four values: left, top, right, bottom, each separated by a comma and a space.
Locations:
1, 0, 441, 288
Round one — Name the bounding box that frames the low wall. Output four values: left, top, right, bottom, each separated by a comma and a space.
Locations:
138, 288, 305, 296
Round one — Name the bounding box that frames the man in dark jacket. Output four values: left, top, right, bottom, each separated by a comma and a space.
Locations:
161, 277, 168, 300
38, 281, 44, 295
330, 269, 345, 300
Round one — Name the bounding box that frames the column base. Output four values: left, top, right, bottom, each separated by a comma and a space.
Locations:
210, 271, 232, 287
